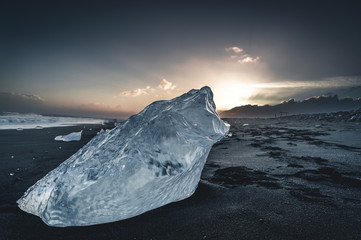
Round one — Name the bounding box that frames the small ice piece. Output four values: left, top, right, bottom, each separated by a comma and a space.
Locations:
35, 126, 43, 129
228, 132, 232, 137
242, 123, 249, 127
10, 173, 14, 176
54, 130, 82, 142
17, 86, 229, 227
11, 156, 14, 159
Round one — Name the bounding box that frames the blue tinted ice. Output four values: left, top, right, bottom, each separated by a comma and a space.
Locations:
54, 130, 82, 142
17, 86, 229, 227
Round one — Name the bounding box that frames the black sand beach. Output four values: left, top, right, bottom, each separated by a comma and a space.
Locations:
1, 116, 361, 240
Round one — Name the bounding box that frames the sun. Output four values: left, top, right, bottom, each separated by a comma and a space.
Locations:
213, 84, 255, 110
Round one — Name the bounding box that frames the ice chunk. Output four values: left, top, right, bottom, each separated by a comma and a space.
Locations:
54, 130, 82, 142
17, 86, 229, 227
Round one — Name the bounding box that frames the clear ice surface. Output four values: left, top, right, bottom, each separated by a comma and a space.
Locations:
55, 130, 83, 142
17, 86, 230, 227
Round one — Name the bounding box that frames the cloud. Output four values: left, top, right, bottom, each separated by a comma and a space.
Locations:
239, 56, 260, 63
0, 92, 45, 103
225, 47, 243, 53
226, 46, 260, 64
121, 86, 151, 97
119, 79, 176, 98
158, 79, 175, 90
0, 92, 46, 112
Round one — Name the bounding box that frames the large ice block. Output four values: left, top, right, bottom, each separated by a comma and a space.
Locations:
17, 86, 229, 227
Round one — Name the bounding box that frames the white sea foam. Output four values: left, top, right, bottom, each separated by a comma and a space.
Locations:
0, 112, 104, 130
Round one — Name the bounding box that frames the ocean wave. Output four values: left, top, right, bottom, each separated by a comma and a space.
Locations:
0, 112, 104, 130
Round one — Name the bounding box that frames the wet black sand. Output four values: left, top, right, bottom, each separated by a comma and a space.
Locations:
1, 118, 361, 239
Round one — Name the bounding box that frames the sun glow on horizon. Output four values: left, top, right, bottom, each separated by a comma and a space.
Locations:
213, 84, 256, 110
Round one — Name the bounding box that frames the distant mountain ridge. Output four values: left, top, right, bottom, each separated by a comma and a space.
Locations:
220, 95, 361, 118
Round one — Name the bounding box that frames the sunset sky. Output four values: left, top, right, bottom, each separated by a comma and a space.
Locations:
1, 1, 361, 118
